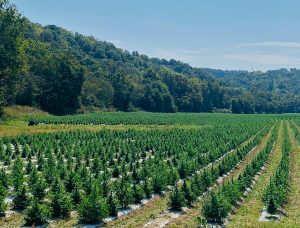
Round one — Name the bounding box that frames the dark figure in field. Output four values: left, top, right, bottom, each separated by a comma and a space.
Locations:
28, 120, 38, 126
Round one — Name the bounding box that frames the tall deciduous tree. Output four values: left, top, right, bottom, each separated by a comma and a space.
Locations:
33, 53, 84, 115
0, 0, 26, 117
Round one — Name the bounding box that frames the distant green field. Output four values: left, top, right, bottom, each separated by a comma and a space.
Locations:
28, 111, 299, 126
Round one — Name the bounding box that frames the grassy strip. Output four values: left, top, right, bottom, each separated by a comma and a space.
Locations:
0, 211, 78, 228
280, 122, 300, 227
262, 121, 290, 215
291, 121, 300, 145
227, 121, 284, 227
0, 120, 210, 137
166, 123, 277, 227
2, 105, 48, 120
107, 124, 273, 228
0, 211, 24, 228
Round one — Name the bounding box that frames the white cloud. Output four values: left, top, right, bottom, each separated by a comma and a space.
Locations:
236, 41, 300, 48
223, 53, 300, 65
146, 41, 300, 71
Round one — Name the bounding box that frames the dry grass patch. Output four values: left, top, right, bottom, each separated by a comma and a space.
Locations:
0, 211, 24, 228
0, 120, 210, 137
106, 195, 168, 228
3, 105, 48, 120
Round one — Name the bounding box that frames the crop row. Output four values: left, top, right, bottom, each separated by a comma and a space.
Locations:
107, 122, 273, 227
200, 122, 279, 224
262, 122, 291, 214
167, 122, 273, 211
28, 112, 277, 126
0, 120, 269, 225
291, 121, 300, 145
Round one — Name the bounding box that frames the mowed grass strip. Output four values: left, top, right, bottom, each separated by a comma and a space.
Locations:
0, 120, 210, 137
166, 124, 276, 228
280, 122, 300, 227
0, 211, 78, 228
227, 121, 284, 228
106, 195, 168, 228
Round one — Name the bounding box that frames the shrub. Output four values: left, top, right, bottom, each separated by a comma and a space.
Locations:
0, 184, 7, 217
78, 189, 108, 224
133, 183, 145, 204
108, 192, 118, 217
13, 185, 29, 210
24, 200, 51, 226
50, 184, 73, 218
0, 196, 6, 217
168, 185, 186, 211
203, 192, 230, 223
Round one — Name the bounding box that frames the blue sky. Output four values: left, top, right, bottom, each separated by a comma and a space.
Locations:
11, 0, 300, 71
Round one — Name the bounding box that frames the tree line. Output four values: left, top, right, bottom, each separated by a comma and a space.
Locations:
207, 68, 300, 113
1, 0, 299, 117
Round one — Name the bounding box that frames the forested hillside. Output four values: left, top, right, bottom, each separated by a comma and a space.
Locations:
205, 68, 300, 113
18, 23, 225, 114
0, 0, 299, 116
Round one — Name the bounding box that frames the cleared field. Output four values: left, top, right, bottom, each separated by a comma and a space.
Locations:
0, 113, 299, 227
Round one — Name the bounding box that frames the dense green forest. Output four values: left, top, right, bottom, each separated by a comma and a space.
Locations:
0, 0, 299, 117
205, 68, 300, 113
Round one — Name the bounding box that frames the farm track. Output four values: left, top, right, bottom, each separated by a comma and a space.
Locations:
165, 123, 276, 228
106, 124, 273, 228
280, 122, 300, 227
227, 121, 284, 228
